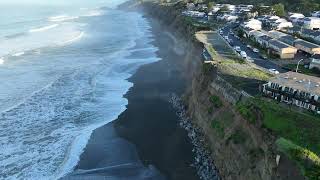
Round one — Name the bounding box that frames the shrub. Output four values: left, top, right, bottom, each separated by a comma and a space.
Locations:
229, 129, 247, 144
211, 120, 225, 137
236, 102, 257, 123
209, 95, 223, 108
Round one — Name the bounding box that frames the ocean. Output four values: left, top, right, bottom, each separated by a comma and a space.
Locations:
0, 1, 160, 179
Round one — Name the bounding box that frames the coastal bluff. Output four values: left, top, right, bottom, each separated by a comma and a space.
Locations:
121, 1, 306, 180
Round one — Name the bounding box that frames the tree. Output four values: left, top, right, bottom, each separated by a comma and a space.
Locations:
251, 5, 273, 16
207, 2, 215, 11
272, 3, 285, 17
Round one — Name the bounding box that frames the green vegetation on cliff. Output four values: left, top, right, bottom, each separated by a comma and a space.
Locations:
237, 97, 320, 179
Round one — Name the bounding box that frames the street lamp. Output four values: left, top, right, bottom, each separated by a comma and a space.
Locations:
296, 59, 304, 73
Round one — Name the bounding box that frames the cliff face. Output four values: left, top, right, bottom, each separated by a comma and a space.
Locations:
136, 2, 304, 180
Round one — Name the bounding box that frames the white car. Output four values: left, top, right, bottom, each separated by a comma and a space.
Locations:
246, 45, 252, 49
224, 36, 229, 40
240, 51, 247, 59
269, 69, 280, 74
219, 30, 223, 35
234, 46, 241, 52
253, 48, 259, 53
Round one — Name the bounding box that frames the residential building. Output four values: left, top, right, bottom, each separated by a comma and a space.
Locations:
312, 11, 320, 18
242, 19, 262, 30
309, 54, 320, 70
278, 35, 297, 46
268, 39, 297, 59
268, 30, 287, 39
262, 71, 320, 113
289, 13, 305, 20
241, 27, 255, 37
249, 30, 265, 40
186, 3, 196, 10
294, 39, 320, 54
303, 17, 320, 30
257, 35, 273, 47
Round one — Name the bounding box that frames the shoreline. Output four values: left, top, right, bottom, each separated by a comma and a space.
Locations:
63, 10, 200, 180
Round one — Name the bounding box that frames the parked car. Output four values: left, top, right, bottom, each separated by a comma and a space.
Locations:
219, 30, 223, 35
253, 48, 259, 53
234, 46, 241, 52
240, 51, 247, 59
268, 69, 280, 74
260, 54, 267, 60
224, 36, 229, 40
246, 45, 252, 49
230, 31, 234, 35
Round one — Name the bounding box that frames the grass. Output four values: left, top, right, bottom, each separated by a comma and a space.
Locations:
276, 138, 320, 179
210, 110, 235, 138
211, 120, 225, 137
209, 95, 223, 108
236, 97, 320, 178
236, 101, 258, 123
239, 98, 320, 155
285, 64, 320, 77
229, 129, 247, 144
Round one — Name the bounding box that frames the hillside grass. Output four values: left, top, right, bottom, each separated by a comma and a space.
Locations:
276, 138, 320, 179
237, 97, 320, 179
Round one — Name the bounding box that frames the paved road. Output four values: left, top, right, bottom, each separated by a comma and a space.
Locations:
220, 25, 287, 73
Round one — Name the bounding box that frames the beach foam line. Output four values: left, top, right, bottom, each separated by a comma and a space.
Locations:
12, 52, 25, 57
49, 15, 79, 22
82, 10, 105, 17
29, 24, 59, 33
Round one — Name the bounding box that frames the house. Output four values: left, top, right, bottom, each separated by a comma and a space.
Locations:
268, 39, 297, 59
278, 35, 297, 46
225, 15, 238, 22
275, 21, 293, 30
257, 35, 273, 47
289, 13, 305, 20
312, 11, 320, 18
309, 54, 320, 70
303, 17, 320, 30
294, 39, 320, 54
186, 3, 196, 10
262, 71, 320, 113
249, 30, 265, 40
242, 19, 262, 30
301, 28, 320, 41
268, 30, 287, 39
287, 26, 302, 34
241, 27, 255, 37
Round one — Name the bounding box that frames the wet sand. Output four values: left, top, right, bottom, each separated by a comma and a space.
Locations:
63, 15, 199, 180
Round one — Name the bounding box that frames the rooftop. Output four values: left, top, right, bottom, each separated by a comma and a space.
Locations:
259, 35, 273, 41
270, 71, 320, 94
278, 35, 297, 45
269, 39, 291, 49
295, 39, 320, 49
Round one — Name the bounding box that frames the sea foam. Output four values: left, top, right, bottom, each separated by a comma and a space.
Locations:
29, 24, 59, 33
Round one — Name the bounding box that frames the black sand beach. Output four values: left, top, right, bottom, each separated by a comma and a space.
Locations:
64, 15, 199, 180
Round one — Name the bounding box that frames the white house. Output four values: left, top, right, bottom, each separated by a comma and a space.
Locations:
312, 11, 320, 17
243, 19, 262, 30
310, 54, 320, 70
186, 3, 196, 10
304, 17, 320, 30
276, 21, 293, 30
269, 16, 280, 20
289, 13, 305, 19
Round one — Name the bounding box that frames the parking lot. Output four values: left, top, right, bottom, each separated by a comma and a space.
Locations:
219, 25, 287, 73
